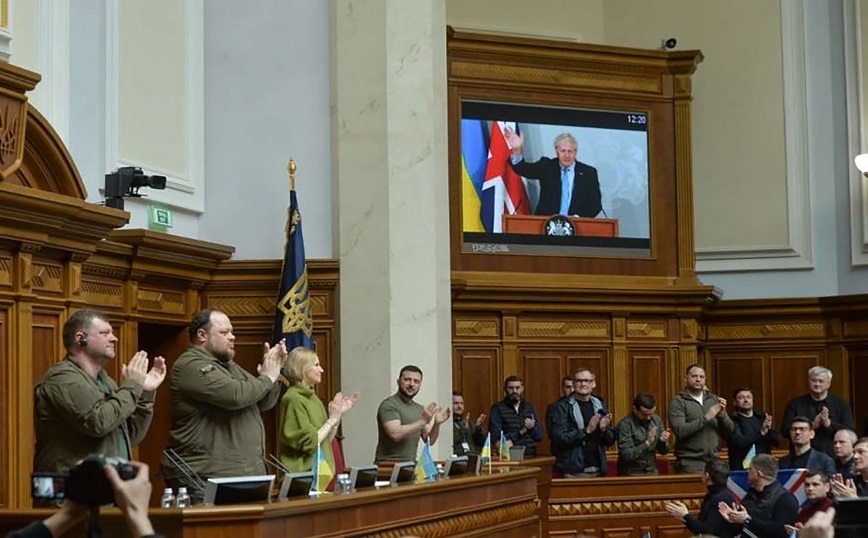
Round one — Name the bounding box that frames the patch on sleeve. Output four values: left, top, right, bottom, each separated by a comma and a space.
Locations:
199, 364, 216, 374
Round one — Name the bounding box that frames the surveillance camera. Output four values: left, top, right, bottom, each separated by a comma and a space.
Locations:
661, 38, 677, 50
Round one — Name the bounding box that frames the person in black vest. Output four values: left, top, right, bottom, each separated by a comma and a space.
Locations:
548, 368, 615, 477
665, 458, 740, 538
779, 416, 836, 477
489, 376, 542, 456
781, 366, 854, 457
719, 454, 799, 538
728, 387, 780, 470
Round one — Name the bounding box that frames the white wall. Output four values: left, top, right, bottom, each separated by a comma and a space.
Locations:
200, 0, 333, 259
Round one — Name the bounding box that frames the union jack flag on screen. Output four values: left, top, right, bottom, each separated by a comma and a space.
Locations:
726, 468, 809, 507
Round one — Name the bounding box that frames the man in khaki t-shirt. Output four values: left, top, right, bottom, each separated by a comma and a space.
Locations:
374, 365, 450, 463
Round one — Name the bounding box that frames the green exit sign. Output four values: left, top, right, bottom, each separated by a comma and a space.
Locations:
148, 205, 173, 230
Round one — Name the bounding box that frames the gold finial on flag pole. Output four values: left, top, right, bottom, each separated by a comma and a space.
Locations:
288, 158, 297, 191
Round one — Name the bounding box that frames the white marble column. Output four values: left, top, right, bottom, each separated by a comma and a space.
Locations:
331, 0, 452, 465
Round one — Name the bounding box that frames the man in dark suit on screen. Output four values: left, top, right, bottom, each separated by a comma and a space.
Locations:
504, 128, 602, 217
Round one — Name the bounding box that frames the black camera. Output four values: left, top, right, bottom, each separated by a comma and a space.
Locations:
661, 37, 677, 50
32, 455, 138, 506
104, 166, 167, 210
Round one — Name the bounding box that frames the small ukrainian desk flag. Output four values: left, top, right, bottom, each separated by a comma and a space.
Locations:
311, 443, 334, 493
499, 431, 510, 461
414, 440, 438, 483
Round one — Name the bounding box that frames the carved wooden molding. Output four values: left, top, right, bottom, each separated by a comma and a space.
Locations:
455, 319, 500, 338
519, 320, 609, 339
626, 321, 666, 339
550, 496, 701, 517
707, 322, 825, 341
367, 499, 537, 538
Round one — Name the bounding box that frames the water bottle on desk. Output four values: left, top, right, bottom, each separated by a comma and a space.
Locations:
336, 473, 351, 494
160, 487, 175, 508
175, 487, 192, 508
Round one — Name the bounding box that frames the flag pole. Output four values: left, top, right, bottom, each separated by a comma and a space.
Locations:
288, 157, 297, 191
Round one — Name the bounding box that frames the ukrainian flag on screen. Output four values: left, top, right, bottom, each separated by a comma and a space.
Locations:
461, 119, 487, 233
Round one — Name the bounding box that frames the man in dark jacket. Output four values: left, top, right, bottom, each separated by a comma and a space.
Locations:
778, 416, 836, 477
719, 454, 799, 538
452, 391, 485, 456
781, 366, 854, 457
489, 376, 543, 456
665, 458, 740, 538
503, 128, 603, 217
549, 368, 615, 477
728, 387, 781, 470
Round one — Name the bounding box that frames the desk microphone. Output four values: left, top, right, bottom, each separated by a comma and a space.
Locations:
162, 448, 206, 490
266, 454, 291, 475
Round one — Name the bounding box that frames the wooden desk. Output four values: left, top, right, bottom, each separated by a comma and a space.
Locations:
549, 474, 706, 537
0, 467, 540, 538
491, 455, 554, 538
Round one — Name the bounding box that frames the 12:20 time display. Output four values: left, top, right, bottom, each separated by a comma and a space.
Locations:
626, 114, 647, 125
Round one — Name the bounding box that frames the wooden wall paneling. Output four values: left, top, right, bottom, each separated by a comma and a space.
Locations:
26, 307, 62, 506
134, 322, 189, 505
312, 328, 334, 402
0, 307, 8, 508
30, 309, 63, 388
847, 347, 868, 434
710, 353, 765, 411
769, 351, 824, 428
629, 348, 668, 421
453, 346, 500, 428
520, 349, 563, 456
657, 526, 692, 537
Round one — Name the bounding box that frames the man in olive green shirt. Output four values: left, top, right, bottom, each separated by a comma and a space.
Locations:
374, 365, 450, 463
162, 309, 285, 502
616, 393, 671, 475
34, 309, 166, 474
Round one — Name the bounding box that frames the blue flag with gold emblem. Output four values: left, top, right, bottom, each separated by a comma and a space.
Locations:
273, 185, 313, 351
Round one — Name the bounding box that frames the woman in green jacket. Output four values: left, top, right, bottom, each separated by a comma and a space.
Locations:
278, 347, 358, 474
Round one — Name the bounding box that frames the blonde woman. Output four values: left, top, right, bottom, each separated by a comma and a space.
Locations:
278, 347, 358, 474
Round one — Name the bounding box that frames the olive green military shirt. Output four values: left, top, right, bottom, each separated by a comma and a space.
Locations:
34, 356, 155, 473
162, 346, 281, 481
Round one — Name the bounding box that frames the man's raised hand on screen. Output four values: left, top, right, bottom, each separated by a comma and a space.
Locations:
503, 127, 524, 155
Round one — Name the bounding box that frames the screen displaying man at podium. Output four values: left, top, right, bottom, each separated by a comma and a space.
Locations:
459, 101, 651, 258
505, 130, 602, 219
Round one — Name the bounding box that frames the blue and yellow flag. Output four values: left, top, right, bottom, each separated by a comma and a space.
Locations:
311, 443, 334, 493
480, 432, 491, 463
414, 440, 438, 483
499, 431, 510, 461
273, 165, 313, 352
742, 444, 757, 470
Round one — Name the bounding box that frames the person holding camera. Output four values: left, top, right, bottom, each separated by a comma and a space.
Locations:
9, 461, 162, 538
33, 309, 166, 475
